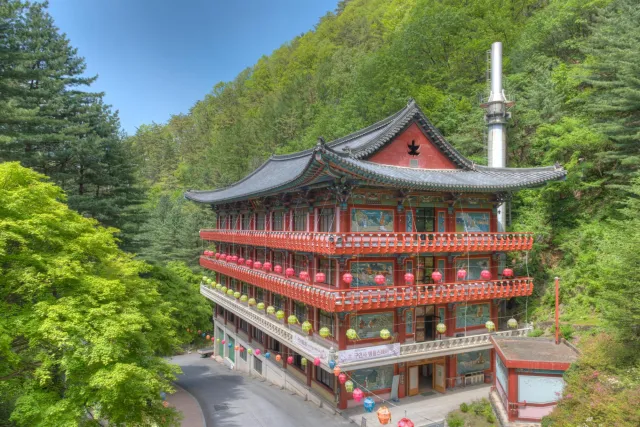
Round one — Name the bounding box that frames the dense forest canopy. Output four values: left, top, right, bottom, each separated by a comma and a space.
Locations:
1, 0, 639, 425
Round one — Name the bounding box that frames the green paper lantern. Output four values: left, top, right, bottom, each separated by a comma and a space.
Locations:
345, 380, 354, 393
226, 289, 234, 296
202, 276, 208, 282
301, 321, 313, 333
233, 291, 241, 299
276, 310, 285, 320
221, 286, 227, 293
248, 298, 256, 306
485, 320, 496, 332
436, 323, 447, 334
240, 295, 248, 302
507, 318, 518, 329
257, 302, 265, 311
266, 306, 275, 315
301, 358, 308, 366
319, 327, 331, 338
216, 338, 220, 343
248, 348, 252, 354
346, 328, 358, 340
206, 278, 213, 284
215, 283, 222, 290
379, 328, 391, 339
287, 315, 298, 325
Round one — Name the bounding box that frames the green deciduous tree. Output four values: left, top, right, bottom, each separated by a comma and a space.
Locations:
0, 162, 180, 426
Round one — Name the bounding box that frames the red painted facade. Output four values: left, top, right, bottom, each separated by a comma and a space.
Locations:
367, 123, 458, 169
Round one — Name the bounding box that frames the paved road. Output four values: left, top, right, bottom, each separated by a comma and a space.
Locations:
171, 354, 352, 427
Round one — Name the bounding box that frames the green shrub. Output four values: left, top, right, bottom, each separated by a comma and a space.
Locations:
459, 402, 469, 413
486, 413, 496, 423
528, 328, 544, 337
446, 412, 465, 427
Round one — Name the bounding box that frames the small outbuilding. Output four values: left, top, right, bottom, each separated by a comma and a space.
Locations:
490, 336, 579, 424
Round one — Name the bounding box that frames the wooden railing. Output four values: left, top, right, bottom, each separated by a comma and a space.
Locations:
200, 256, 534, 312
199, 229, 534, 254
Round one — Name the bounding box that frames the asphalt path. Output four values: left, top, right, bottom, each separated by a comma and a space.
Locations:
171, 354, 353, 427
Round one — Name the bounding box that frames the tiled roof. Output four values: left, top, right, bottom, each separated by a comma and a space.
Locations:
185, 101, 566, 204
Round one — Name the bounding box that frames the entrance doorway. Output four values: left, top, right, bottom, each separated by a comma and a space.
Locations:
407, 358, 447, 396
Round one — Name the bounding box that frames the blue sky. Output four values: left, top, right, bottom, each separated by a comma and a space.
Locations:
47, 0, 339, 135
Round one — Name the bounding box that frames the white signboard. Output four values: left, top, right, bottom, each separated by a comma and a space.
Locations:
338, 343, 400, 364
291, 334, 330, 360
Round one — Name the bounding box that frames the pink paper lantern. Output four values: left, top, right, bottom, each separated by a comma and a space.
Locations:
215, 252, 220, 259
299, 271, 309, 281
374, 274, 386, 285
481, 269, 492, 280
221, 339, 226, 344
245, 259, 253, 268
404, 272, 414, 285
313, 357, 321, 366
220, 254, 226, 261
342, 273, 353, 284
397, 417, 415, 427
274, 265, 283, 274
263, 262, 272, 272
338, 373, 347, 384
457, 268, 467, 280
502, 268, 514, 278
352, 388, 364, 402
431, 270, 442, 282
238, 257, 245, 265
315, 272, 326, 283
287, 356, 294, 364
255, 349, 261, 356
231, 255, 238, 264
285, 267, 295, 277
254, 261, 262, 270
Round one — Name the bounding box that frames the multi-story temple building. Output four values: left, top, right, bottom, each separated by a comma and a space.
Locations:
186, 99, 565, 410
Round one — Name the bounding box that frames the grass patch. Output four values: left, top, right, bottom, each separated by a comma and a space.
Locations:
447, 398, 496, 426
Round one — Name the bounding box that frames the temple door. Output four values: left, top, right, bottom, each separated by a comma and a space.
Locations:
408, 366, 420, 396
433, 360, 446, 393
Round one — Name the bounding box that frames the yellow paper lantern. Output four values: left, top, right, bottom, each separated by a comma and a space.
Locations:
233, 291, 241, 299
380, 328, 391, 339
507, 318, 518, 328
485, 320, 496, 332
266, 306, 275, 315
301, 321, 312, 332
248, 298, 256, 306
215, 283, 222, 290
257, 302, 265, 311
301, 358, 308, 366
226, 289, 234, 296
276, 310, 285, 320
287, 315, 298, 325
240, 295, 248, 302
345, 380, 354, 393
346, 328, 358, 340
319, 327, 331, 338
220, 286, 227, 293
436, 323, 447, 334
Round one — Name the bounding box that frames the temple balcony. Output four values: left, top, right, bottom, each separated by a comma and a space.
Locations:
200, 256, 534, 312
202, 284, 532, 371
199, 229, 534, 254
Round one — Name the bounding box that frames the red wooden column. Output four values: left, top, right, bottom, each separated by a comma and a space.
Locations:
507, 367, 519, 421
338, 375, 348, 409
397, 364, 406, 399
397, 310, 406, 343
448, 355, 457, 388
337, 314, 348, 350
306, 362, 312, 387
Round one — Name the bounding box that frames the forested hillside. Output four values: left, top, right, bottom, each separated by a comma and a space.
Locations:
1, 0, 638, 425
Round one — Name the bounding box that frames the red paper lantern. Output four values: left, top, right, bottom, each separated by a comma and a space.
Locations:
352, 388, 364, 402
215, 252, 220, 259
299, 271, 309, 281
238, 257, 245, 265
404, 272, 414, 285
285, 267, 295, 277
457, 268, 467, 280
397, 417, 414, 427
315, 272, 326, 283
374, 274, 386, 285
481, 269, 492, 280
338, 373, 347, 384
231, 255, 238, 264
219, 254, 226, 261
342, 273, 353, 284
431, 270, 442, 282
245, 259, 253, 268
502, 268, 514, 278
287, 356, 294, 364
254, 261, 262, 270
263, 262, 272, 272
274, 265, 283, 274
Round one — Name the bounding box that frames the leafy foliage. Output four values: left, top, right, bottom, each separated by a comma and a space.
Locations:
0, 163, 180, 426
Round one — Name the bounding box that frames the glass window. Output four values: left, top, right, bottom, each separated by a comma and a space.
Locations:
318, 208, 335, 232
256, 287, 264, 302
455, 212, 491, 233
272, 211, 284, 231
291, 352, 304, 371
315, 365, 334, 389
256, 249, 266, 263
240, 319, 249, 334
455, 258, 490, 281
319, 310, 335, 336
252, 326, 264, 343
241, 283, 249, 295
415, 208, 435, 232
273, 294, 284, 311
240, 347, 247, 361
256, 213, 266, 230
254, 357, 262, 374
231, 214, 239, 230
350, 312, 393, 339
437, 211, 446, 232
294, 254, 307, 272
405, 309, 414, 334
317, 258, 335, 286
242, 214, 251, 230
293, 210, 307, 231
273, 252, 285, 269
294, 301, 307, 322
227, 312, 235, 324
351, 366, 394, 391
228, 336, 235, 362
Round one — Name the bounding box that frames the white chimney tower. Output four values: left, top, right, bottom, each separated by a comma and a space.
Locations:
482, 42, 513, 232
